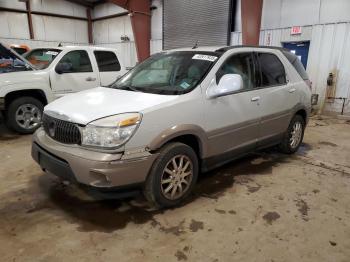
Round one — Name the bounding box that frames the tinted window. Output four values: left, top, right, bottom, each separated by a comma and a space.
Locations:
12, 47, 27, 55
94, 51, 121, 72
257, 53, 286, 87
24, 48, 61, 69
58, 50, 92, 73
282, 50, 309, 80
216, 52, 255, 90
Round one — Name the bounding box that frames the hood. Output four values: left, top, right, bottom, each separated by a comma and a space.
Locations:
45, 87, 179, 125
0, 70, 48, 86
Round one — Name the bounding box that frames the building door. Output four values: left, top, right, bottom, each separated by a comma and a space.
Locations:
282, 41, 310, 69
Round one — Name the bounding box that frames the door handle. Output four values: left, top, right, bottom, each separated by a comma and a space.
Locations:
251, 96, 260, 102
86, 77, 96, 82
289, 88, 296, 93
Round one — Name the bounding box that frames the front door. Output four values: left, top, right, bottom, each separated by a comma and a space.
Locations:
203, 52, 261, 159
50, 50, 99, 98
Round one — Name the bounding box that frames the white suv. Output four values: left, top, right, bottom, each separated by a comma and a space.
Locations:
32, 46, 311, 208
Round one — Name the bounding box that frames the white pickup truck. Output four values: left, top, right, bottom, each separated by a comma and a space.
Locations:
0, 44, 125, 134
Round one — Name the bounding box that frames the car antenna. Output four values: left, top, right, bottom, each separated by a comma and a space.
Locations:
58, 42, 62, 47
192, 40, 198, 49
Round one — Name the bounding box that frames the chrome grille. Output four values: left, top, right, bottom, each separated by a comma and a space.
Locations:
42, 114, 81, 144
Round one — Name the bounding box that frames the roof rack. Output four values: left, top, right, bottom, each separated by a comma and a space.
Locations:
215, 45, 290, 53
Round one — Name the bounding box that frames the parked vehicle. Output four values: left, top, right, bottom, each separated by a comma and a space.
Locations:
32, 46, 311, 208
0, 44, 125, 133
10, 44, 30, 55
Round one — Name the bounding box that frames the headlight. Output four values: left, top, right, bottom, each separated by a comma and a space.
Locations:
81, 113, 142, 149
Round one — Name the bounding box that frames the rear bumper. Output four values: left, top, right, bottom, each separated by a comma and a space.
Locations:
32, 128, 158, 189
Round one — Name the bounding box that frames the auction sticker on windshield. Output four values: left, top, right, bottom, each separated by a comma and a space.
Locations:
192, 54, 218, 62
46, 51, 59, 56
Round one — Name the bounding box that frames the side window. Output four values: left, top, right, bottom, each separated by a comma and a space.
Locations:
58, 50, 92, 73
257, 53, 286, 87
216, 52, 255, 90
94, 51, 121, 72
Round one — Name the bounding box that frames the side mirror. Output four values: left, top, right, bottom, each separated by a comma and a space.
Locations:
55, 62, 73, 74
206, 74, 243, 98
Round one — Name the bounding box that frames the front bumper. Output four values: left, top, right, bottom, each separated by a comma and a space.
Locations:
32, 128, 158, 189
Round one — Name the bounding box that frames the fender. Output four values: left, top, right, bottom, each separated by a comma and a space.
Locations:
148, 124, 209, 158
0, 71, 54, 106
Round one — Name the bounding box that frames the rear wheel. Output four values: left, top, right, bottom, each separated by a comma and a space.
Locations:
279, 114, 305, 154
144, 142, 198, 208
5, 97, 43, 134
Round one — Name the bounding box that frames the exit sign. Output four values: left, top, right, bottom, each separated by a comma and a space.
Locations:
291, 26, 302, 35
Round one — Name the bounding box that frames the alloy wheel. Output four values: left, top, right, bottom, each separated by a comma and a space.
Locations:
160, 154, 193, 200
15, 104, 42, 130
290, 121, 303, 149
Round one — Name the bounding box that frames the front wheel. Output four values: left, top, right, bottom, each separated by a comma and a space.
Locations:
5, 97, 43, 134
279, 114, 305, 154
144, 142, 199, 208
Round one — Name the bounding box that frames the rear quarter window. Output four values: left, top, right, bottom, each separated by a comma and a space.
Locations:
94, 51, 121, 72
282, 50, 309, 80
257, 52, 287, 87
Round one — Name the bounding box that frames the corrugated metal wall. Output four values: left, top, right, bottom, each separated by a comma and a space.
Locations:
163, 0, 231, 50
92, 0, 163, 67
231, 22, 350, 114
0, 0, 89, 45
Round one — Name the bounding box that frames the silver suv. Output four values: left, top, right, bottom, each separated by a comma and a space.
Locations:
32, 46, 312, 208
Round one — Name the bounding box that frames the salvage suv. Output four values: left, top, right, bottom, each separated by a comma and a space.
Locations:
0, 44, 125, 133
32, 46, 311, 208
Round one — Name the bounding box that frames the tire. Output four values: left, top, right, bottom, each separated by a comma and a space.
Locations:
5, 96, 44, 134
279, 114, 305, 154
144, 142, 199, 208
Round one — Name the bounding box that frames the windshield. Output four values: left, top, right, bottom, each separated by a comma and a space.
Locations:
110, 51, 219, 95
24, 48, 61, 69
0, 44, 32, 73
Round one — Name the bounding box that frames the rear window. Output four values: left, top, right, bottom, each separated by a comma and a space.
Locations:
94, 51, 121, 72
282, 50, 309, 80
257, 53, 287, 87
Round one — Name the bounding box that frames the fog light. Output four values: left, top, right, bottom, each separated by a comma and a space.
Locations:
89, 171, 112, 187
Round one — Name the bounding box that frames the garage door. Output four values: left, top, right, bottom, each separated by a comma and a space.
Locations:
163, 0, 232, 50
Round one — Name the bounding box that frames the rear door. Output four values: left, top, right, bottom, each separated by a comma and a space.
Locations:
254, 50, 298, 147
94, 50, 123, 86
50, 50, 99, 98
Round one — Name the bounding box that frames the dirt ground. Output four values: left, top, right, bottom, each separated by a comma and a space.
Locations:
0, 116, 349, 262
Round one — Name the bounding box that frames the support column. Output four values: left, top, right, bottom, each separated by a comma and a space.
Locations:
241, 0, 263, 46
87, 8, 93, 44
109, 0, 151, 62
26, 0, 34, 39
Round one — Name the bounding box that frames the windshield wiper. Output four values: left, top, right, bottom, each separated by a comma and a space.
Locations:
114, 85, 141, 92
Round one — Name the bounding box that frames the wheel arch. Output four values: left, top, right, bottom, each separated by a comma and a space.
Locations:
148, 125, 208, 159
4, 89, 48, 109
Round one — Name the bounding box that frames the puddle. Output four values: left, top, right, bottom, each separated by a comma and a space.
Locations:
262, 211, 280, 225
295, 199, 310, 221
318, 141, 337, 147
297, 143, 313, 155
189, 219, 204, 232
